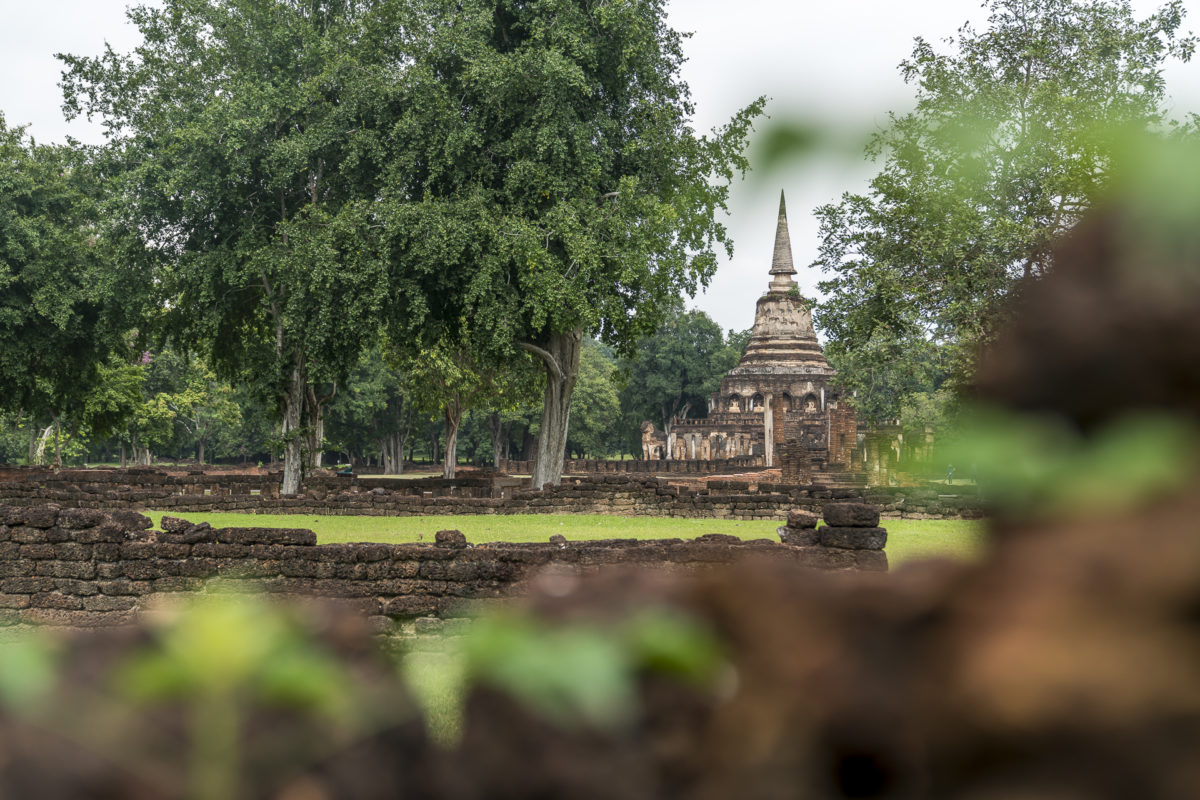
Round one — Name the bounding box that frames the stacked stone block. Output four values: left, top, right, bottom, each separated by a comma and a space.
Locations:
776, 509, 819, 546
815, 502, 888, 571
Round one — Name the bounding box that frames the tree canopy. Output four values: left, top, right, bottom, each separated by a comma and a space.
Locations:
0, 116, 145, 440
812, 0, 1195, 422
60, 0, 410, 492
380, 0, 764, 486
617, 308, 742, 448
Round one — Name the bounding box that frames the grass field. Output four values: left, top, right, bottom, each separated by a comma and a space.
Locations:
144, 511, 987, 566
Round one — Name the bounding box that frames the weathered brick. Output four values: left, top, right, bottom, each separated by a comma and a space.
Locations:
73, 522, 128, 543
822, 503, 882, 528
1, 577, 55, 594
0, 594, 30, 609
53, 543, 93, 561
107, 510, 153, 530
0, 560, 34, 579
82, 595, 137, 612
9, 526, 45, 544
817, 526, 888, 551
160, 515, 192, 533
53, 579, 98, 596
119, 542, 156, 560
16, 507, 58, 529
32, 592, 84, 610
778, 527, 819, 547
122, 561, 166, 581
17, 543, 57, 560
153, 543, 192, 559
279, 560, 320, 578
216, 528, 317, 546
152, 577, 203, 593
98, 579, 152, 596
35, 561, 97, 580
312, 544, 358, 563
192, 542, 250, 558
383, 596, 450, 618
786, 509, 819, 529
174, 558, 219, 577
57, 508, 107, 529
92, 543, 122, 561
23, 608, 133, 627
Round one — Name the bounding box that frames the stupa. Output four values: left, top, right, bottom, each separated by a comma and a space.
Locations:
640, 191, 857, 478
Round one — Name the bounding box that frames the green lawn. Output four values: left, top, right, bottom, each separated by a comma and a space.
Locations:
144, 511, 987, 566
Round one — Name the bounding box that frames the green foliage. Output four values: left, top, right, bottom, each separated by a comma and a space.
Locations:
617, 308, 743, 447
325, 344, 415, 463
462, 609, 723, 729
60, 0, 412, 487
813, 0, 1195, 419
0, 631, 59, 714
947, 408, 1198, 517
377, 0, 763, 484
116, 591, 366, 800
0, 116, 145, 424
380, 0, 763, 355
566, 340, 622, 458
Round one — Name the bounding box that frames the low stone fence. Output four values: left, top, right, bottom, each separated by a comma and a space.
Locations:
500, 457, 765, 475
0, 505, 886, 629
0, 469, 985, 520
0, 466, 521, 502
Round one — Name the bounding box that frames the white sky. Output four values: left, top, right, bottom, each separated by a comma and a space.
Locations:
3, 0, 1200, 333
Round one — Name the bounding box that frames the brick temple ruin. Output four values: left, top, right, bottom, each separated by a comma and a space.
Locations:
639, 192, 860, 485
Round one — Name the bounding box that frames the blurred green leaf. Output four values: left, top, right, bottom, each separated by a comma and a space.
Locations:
948, 407, 1198, 517
460, 608, 724, 730
0, 632, 58, 714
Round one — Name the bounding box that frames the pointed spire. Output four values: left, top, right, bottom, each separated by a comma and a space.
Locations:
768, 190, 797, 292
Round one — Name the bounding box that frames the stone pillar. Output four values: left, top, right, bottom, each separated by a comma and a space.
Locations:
767, 394, 787, 469
763, 393, 774, 467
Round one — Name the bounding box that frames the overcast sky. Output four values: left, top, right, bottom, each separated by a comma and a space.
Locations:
3, 0, 1200, 333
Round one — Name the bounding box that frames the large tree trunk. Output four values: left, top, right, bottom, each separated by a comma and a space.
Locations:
526, 328, 582, 489
119, 441, 127, 469
428, 421, 440, 467
34, 423, 54, 466
443, 400, 463, 479
52, 417, 62, 468
280, 359, 306, 496
197, 438, 205, 466
380, 427, 409, 475
486, 412, 506, 469
303, 383, 334, 471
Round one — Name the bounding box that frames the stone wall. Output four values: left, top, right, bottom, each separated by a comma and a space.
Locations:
500, 457, 765, 476
0, 469, 986, 519
0, 466, 523, 501
0, 505, 885, 628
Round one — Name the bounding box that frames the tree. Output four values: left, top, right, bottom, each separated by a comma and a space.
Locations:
812, 0, 1195, 419
566, 340, 622, 459
326, 345, 417, 473
617, 308, 739, 453
383, 0, 764, 487
402, 338, 536, 479
0, 116, 146, 463
61, 0, 412, 493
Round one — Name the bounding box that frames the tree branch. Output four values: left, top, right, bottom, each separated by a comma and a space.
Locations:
519, 342, 565, 382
